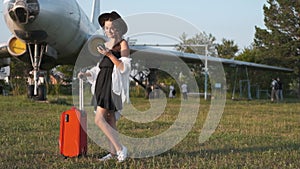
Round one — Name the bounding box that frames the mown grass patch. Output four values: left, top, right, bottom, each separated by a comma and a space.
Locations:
0, 96, 299, 168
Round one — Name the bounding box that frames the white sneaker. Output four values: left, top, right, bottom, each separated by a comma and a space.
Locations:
99, 153, 115, 161
117, 146, 127, 162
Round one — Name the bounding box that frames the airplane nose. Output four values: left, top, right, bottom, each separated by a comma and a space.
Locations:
14, 1, 28, 24
8, 0, 39, 25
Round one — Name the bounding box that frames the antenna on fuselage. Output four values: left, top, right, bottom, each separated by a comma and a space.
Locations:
91, 0, 100, 29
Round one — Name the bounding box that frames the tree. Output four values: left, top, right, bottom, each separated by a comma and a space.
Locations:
236, 46, 255, 62
176, 32, 218, 93
254, 0, 300, 96
55, 65, 74, 83
216, 39, 239, 59
9, 58, 31, 95
177, 32, 218, 56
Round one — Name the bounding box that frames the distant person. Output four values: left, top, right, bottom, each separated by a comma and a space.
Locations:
270, 78, 279, 102
27, 73, 34, 98
277, 77, 283, 101
169, 85, 175, 98
145, 85, 152, 99
27, 73, 34, 86
172, 88, 176, 98
181, 83, 188, 100
0, 85, 3, 96
153, 84, 160, 99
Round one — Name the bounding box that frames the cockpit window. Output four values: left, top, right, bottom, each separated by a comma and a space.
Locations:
6, 0, 40, 24
27, 0, 38, 3
7, 0, 38, 4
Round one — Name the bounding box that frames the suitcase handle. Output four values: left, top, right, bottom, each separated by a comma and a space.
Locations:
79, 78, 84, 111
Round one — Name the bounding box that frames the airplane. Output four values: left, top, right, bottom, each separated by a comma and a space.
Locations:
0, 0, 102, 99
0, 0, 293, 100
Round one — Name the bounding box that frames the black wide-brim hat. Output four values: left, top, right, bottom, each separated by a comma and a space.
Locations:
98, 11, 128, 35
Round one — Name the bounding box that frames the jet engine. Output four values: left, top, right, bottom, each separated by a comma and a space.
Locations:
7, 36, 27, 57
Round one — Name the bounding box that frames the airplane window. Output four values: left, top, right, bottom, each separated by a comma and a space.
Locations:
8, 10, 17, 21
27, 0, 38, 3
28, 3, 39, 15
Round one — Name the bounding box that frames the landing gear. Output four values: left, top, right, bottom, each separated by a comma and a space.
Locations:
37, 84, 46, 100
27, 73, 47, 100
27, 84, 34, 98
27, 43, 47, 101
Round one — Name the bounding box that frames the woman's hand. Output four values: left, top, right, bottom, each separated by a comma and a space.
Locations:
78, 72, 91, 79
78, 72, 85, 79
97, 45, 111, 56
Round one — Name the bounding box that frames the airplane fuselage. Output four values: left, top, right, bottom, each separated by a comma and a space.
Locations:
3, 0, 97, 66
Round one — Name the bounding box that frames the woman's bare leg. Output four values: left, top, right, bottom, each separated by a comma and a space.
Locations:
106, 111, 117, 155
95, 106, 122, 152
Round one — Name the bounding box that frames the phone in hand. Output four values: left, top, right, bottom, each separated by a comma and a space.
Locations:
97, 43, 106, 50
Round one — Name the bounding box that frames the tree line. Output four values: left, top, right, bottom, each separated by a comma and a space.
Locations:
177, 0, 299, 97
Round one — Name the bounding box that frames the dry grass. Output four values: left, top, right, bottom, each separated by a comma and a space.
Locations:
0, 95, 299, 168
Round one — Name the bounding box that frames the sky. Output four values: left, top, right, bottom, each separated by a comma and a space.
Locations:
0, 0, 267, 51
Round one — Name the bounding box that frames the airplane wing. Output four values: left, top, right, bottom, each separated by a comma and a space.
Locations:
129, 45, 293, 101
0, 43, 11, 67
130, 45, 293, 72
0, 43, 9, 58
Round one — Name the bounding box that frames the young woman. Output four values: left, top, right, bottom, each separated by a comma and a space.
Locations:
94, 11, 131, 162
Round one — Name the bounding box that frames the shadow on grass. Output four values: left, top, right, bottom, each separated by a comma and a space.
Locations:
163, 142, 300, 157
49, 98, 73, 106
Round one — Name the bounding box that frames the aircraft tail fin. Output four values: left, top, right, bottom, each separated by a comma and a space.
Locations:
91, 0, 100, 29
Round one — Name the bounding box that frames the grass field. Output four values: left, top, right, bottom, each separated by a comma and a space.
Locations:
0, 95, 299, 169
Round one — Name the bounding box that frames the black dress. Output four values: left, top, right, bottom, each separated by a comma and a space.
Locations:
94, 41, 123, 111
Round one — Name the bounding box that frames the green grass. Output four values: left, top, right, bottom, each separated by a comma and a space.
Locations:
0, 95, 299, 169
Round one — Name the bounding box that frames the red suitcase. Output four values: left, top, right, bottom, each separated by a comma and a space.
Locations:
59, 78, 87, 157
